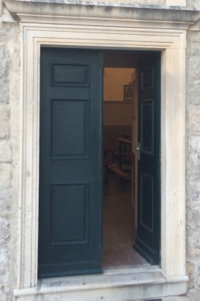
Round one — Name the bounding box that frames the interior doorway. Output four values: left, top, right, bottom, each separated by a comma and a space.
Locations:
38, 48, 160, 278
102, 56, 144, 268
102, 50, 159, 268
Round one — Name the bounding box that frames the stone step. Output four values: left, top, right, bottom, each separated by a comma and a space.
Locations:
14, 266, 188, 301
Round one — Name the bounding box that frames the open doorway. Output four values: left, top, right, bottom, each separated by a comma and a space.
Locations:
102, 64, 146, 268
38, 48, 160, 278
102, 50, 160, 268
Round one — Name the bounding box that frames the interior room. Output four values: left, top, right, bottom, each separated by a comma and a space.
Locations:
102, 51, 149, 268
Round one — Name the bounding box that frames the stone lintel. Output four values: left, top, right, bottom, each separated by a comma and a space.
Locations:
3, 0, 200, 28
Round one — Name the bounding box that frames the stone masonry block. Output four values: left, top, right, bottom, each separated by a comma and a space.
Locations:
193, 263, 200, 290
188, 57, 200, 80
0, 141, 12, 162
187, 229, 200, 258
187, 136, 200, 182
187, 0, 200, 9
0, 216, 10, 244
0, 284, 12, 301
190, 46, 200, 57
0, 245, 10, 284
188, 105, 200, 133
0, 190, 11, 214
0, 163, 11, 190
187, 181, 200, 205
188, 135, 200, 154
188, 81, 200, 105
0, 43, 11, 104
188, 32, 200, 43
188, 207, 200, 231
0, 106, 10, 138
187, 261, 195, 289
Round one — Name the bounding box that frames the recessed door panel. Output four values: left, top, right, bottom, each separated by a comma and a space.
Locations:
52, 99, 88, 158
52, 64, 89, 86
51, 184, 88, 245
141, 99, 154, 154
140, 173, 154, 232
141, 67, 154, 89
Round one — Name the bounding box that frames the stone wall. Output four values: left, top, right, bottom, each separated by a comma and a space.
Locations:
0, 0, 200, 299
186, 28, 200, 290
0, 18, 20, 300
187, 1, 200, 9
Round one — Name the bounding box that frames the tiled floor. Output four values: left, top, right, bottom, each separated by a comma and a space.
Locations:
103, 173, 148, 267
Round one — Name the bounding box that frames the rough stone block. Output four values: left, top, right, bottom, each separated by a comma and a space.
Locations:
0, 245, 10, 284
0, 216, 10, 244
0, 190, 11, 214
0, 43, 11, 104
193, 264, 200, 290
188, 81, 200, 105
187, 261, 195, 289
187, 0, 200, 8
188, 105, 200, 133
187, 147, 200, 183
189, 33, 200, 43
188, 207, 200, 231
187, 181, 200, 205
0, 141, 12, 162
187, 155, 200, 184
188, 135, 200, 153
0, 163, 11, 190
188, 57, 200, 80
0, 106, 10, 138
0, 286, 12, 301
190, 46, 200, 57
187, 229, 200, 258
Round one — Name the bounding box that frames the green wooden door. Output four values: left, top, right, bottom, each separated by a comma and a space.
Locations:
38, 48, 103, 278
134, 53, 161, 265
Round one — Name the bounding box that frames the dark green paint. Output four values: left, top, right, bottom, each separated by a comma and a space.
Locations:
39, 49, 161, 278
38, 48, 103, 278
134, 53, 161, 265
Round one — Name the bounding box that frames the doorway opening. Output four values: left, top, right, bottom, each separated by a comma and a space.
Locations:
102, 50, 160, 268
38, 48, 160, 278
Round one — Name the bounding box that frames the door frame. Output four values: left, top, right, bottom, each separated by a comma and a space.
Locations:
16, 19, 187, 294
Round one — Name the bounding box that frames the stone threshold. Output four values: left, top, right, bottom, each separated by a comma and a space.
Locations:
14, 265, 188, 301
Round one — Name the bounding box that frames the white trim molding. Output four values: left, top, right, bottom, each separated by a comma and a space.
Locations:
12, 5, 198, 298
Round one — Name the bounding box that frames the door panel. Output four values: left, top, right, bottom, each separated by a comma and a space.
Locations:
52, 99, 88, 157
39, 48, 103, 278
51, 184, 88, 244
134, 53, 161, 265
